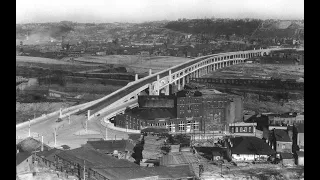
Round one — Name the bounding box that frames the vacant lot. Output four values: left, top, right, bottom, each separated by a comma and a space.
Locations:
16, 102, 74, 124
202, 163, 304, 180
75, 55, 191, 73
16, 56, 74, 65
204, 63, 304, 80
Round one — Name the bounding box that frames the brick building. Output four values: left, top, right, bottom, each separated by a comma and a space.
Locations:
113, 94, 239, 133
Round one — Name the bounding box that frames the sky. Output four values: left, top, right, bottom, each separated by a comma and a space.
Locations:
16, 0, 304, 24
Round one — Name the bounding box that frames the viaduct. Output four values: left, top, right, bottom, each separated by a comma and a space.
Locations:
16, 47, 294, 135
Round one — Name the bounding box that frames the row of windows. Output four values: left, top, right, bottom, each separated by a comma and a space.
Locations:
230, 126, 253, 133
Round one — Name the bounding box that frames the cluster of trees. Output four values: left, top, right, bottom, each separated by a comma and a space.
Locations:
164, 19, 262, 37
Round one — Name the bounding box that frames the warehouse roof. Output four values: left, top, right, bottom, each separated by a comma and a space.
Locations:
86, 140, 134, 153
36, 148, 62, 162
128, 108, 176, 120
56, 147, 155, 180
230, 137, 276, 155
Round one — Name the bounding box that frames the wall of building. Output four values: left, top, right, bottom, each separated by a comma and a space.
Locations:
297, 133, 304, 148
276, 142, 292, 153
282, 159, 295, 166
298, 156, 304, 166
231, 154, 268, 162
138, 96, 175, 108
17, 156, 33, 174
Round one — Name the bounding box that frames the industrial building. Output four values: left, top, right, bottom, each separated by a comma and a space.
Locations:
113, 92, 243, 133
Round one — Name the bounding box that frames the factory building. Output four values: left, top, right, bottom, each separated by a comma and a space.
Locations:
113, 92, 243, 133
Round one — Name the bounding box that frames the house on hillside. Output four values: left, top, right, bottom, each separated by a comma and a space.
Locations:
83, 140, 135, 160
226, 136, 275, 162
16, 152, 33, 175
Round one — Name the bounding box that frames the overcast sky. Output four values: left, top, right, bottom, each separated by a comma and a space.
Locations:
16, 0, 304, 23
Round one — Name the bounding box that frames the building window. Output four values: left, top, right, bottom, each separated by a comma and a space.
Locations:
179, 121, 185, 131
243, 127, 247, 132
156, 123, 160, 126
235, 127, 238, 133
248, 127, 252, 132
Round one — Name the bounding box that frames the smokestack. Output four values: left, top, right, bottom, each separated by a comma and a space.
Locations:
41, 136, 44, 151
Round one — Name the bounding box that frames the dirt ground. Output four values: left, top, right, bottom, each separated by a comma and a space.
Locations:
202, 163, 304, 180
75, 55, 191, 73
204, 63, 304, 80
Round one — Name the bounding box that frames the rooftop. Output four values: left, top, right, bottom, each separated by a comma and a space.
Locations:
295, 123, 304, 133
230, 136, 276, 155
128, 108, 176, 120
16, 152, 32, 166
296, 151, 304, 157
36, 148, 62, 162
17, 137, 51, 153
86, 140, 134, 153
274, 129, 292, 142
56, 147, 154, 180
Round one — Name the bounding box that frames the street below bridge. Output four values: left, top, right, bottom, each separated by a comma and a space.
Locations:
16, 102, 136, 149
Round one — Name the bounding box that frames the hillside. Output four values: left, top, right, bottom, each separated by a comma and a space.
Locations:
164, 19, 304, 39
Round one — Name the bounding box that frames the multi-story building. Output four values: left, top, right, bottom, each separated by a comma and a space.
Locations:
114, 93, 242, 133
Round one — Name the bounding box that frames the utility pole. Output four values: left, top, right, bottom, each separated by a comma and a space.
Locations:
85, 120, 88, 133
54, 128, 57, 147
105, 128, 108, 140
83, 160, 86, 180
28, 119, 31, 137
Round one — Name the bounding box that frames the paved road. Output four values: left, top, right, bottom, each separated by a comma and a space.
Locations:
16, 101, 137, 149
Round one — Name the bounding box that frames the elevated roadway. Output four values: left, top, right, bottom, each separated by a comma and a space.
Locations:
16, 47, 294, 148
